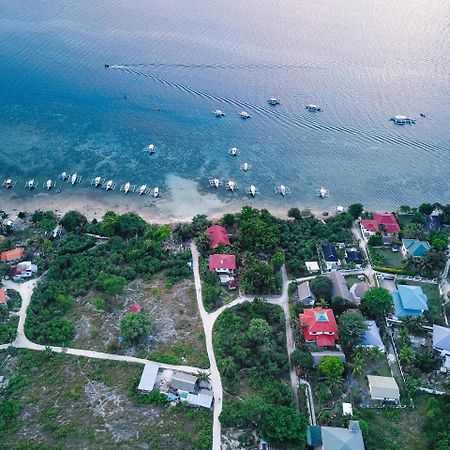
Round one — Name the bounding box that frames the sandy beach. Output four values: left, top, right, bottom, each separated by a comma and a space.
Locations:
0, 174, 327, 224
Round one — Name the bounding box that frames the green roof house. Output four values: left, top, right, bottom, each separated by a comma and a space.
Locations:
401, 239, 430, 258
392, 284, 428, 318
307, 421, 365, 449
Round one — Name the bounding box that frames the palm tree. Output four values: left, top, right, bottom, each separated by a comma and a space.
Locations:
196, 371, 211, 383
351, 353, 365, 375
369, 346, 383, 360
399, 347, 414, 365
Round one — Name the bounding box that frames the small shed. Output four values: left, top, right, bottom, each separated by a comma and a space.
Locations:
137, 363, 159, 393
367, 375, 400, 402
305, 261, 320, 273
171, 371, 197, 392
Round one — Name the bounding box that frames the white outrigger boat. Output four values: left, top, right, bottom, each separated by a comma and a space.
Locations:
275, 184, 290, 196
91, 176, 104, 187
267, 98, 280, 106
239, 111, 251, 119
212, 109, 225, 117
138, 184, 150, 195
44, 179, 55, 190
306, 104, 322, 112
226, 180, 238, 191
317, 187, 329, 198
209, 178, 223, 188
25, 179, 38, 190
246, 185, 259, 197
148, 144, 156, 154
240, 162, 251, 172
151, 187, 160, 198
120, 182, 135, 194
229, 146, 239, 156
2, 178, 17, 189
390, 115, 415, 125
70, 173, 82, 185
104, 180, 116, 191
60, 172, 69, 181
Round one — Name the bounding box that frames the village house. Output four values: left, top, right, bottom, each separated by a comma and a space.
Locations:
326, 271, 353, 302
392, 284, 428, 318
425, 214, 441, 233
432, 324, 450, 354
10, 261, 38, 281
345, 249, 363, 268
297, 281, 316, 306
307, 421, 365, 450
137, 363, 159, 394
367, 375, 400, 403
401, 239, 430, 258
299, 307, 338, 346
360, 213, 400, 240
0, 247, 25, 263
208, 254, 236, 275
171, 371, 198, 393
205, 225, 231, 249
321, 244, 340, 271
0, 288, 7, 306
305, 261, 321, 274
359, 320, 385, 352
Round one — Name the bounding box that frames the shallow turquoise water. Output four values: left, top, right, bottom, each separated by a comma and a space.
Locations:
1, 0, 449, 213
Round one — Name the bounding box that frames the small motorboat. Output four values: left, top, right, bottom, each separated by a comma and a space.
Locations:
152, 187, 160, 198
70, 173, 81, 185
148, 144, 156, 154
239, 111, 251, 119
390, 115, 415, 125
44, 179, 55, 190
241, 162, 251, 172
306, 104, 322, 112
209, 178, 222, 188
121, 182, 132, 194
60, 172, 68, 181
226, 180, 237, 191
246, 185, 259, 197
92, 176, 103, 187
25, 179, 38, 190
317, 187, 328, 198
275, 184, 290, 196
212, 109, 225, 117
2, 178, 16, 189
229, 147, 239, 156
268, 98, 280, 106
138, 184, 149, 195
104, 180, 115, 191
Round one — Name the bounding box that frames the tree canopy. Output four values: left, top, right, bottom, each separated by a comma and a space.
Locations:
60, 211, 87, 233
348, 203, 364, 219
120, 312, 152, 342
310, 276, 333, 302
361, 287, 393, 318
338, 311, 368, 351
318, 355, 345, 388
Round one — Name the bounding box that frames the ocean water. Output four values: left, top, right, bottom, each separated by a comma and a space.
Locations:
0, 0, 449, 217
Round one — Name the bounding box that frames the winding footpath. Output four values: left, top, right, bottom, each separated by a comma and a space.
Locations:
1, 245, 308, 450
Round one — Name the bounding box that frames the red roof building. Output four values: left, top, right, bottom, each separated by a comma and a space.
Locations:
299, 307, 338, 346
206, 225, 231, 249
0, 247, 25, 263
208, 254, 236, 273
361, 213, 400, 236
0, 288, 6, 305
129, 303, 141, 313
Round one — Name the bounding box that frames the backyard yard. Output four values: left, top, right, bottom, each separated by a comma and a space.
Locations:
370, 247, 405, 270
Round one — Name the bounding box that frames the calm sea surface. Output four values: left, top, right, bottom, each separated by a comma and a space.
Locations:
1, 0, 449, 214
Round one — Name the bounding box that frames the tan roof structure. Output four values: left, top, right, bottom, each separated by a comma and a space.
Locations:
367, 375, 400, 401
0, 247, 25, 262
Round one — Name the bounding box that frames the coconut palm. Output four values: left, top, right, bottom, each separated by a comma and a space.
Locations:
399, 347, 414, 365
196, 371, 211, 383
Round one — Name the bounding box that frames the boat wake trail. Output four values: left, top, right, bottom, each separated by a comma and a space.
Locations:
111, 66, 449, 157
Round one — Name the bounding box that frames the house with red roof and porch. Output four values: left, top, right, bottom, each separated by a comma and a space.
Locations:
360, 213, 400, 239
206, 225, 231, 249
208, 254, 236, 274
299, 307, 338, 346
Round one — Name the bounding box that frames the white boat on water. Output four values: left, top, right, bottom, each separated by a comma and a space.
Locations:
306, 104, 322, 112
60, 172, 68, 181
229, 147, 239, 156
25, 179, 37, 190
390, 115, 415, 125
239, 111, 251, 119
44, 179, 55, 190
212, 109, 225, 117
246, 185, 259, 197
138, 184, 149, 195
105, 180, 115, 191
275, 184, 290, 196
70, 173, 81, 185
2, 178, 16, 189
226, 180, 237, 191
268, 98, 280, 106
92, 176, 103, 187
148, 144, 156, 154
152, 187, 160, 198
209, 178, 222, 188
121, 182, 133, 194
241, 162, 251, 172
317, 187, 328, 198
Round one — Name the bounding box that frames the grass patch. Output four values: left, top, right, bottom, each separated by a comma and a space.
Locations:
0, 349, 212, 449
0, 313, 18, 345
148, 342, 209, 369
371, 247, 405, 270
396, 280, 443, 323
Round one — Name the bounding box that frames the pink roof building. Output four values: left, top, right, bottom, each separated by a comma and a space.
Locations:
361, 213, 400, 236
299, 307, 338, 347
206, 225, 231, 249
208, 254, 236, 273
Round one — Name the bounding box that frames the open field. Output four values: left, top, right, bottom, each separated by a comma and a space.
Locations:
371, 247, 405, 270
68, 277, 209, 368
0, 349, 212, 450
